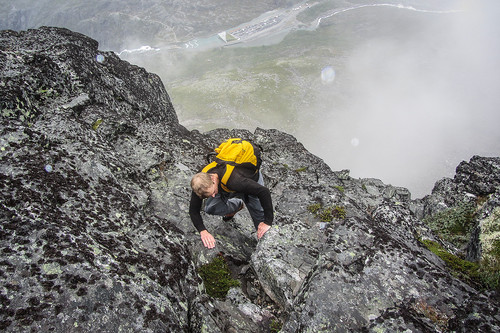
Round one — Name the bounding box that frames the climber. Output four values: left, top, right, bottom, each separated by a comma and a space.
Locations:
189, 139, 273, 249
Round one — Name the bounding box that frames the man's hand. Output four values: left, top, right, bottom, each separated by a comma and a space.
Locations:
200, 230, 216, 249
257, 222, 271, 239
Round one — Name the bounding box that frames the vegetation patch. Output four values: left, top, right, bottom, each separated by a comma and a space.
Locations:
270, 319, 283, 333
197, 254, 240, 299
423, 202, 476, 248
420, 239, 480, 284
423, 202, 500, 290
480, 207, 500, 263
308, 203, 346, 222
334, 185, 344, 193
92, 118, 103, 131
307, 203, 321, 215
478, 256, 500, 290
478, 207, 500, 290
420, 239, 499, 290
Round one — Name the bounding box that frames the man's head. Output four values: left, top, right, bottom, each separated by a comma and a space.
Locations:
191, 172, 218, 199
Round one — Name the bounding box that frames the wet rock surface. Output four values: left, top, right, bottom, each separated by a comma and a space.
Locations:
1, 27, 499, 332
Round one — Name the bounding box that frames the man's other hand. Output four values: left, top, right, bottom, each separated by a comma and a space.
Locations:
257, 222, 271, 239
200, 230, 216, 249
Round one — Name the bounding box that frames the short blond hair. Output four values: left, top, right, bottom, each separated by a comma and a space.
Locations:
191, 173, 213, 198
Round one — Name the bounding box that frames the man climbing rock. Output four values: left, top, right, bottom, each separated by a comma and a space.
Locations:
189, 139, 273, 249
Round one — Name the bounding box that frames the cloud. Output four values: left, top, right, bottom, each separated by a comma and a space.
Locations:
302, 1, 500, 197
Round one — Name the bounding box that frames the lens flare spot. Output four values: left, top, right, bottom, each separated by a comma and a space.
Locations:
96, 54, 105, 63
321, 66, 336, 83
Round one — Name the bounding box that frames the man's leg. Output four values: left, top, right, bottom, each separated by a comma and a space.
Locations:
246, 172, 266, 230
204, 195, 243, 217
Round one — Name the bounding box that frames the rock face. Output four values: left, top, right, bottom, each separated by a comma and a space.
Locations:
1, 27, 202, 332
1, 27, 499, 332
414, 156, 500, 264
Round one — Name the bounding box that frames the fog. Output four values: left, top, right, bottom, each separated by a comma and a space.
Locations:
300, 1, 500, 197
316, 1, 500, 197
2, 0, 499, 198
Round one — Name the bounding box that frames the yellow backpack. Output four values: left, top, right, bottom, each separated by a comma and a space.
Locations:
202, 138, 261, 192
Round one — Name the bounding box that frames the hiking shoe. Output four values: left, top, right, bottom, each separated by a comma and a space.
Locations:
223, 203, 244, 222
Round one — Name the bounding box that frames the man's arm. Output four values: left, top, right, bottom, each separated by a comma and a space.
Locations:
230, 178, 274, 226
239, 179, 273, 239
189, 191, 216, 248
189, 191, 206, 232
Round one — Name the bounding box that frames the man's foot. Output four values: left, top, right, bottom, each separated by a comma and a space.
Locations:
223, 203, 244, 221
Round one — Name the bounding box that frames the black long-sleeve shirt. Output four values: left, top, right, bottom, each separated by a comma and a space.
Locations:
189, 164, 273, 232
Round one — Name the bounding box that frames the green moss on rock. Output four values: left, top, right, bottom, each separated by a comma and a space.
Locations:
420, 239, 500, 290
422, 240, 479, 280
421, 239, 480, 283
423, 202, 500, 290
480, 207, 500, 262
197, 255, 240, 299
92, 118, 103, 131
308, 203, 346, 222
423, 202, 476, 248
479, 207, 500, 290
307, 203, 321, 215
270, 319, 283, 332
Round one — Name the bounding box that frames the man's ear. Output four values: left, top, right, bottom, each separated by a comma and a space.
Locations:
210, 173, 218, 184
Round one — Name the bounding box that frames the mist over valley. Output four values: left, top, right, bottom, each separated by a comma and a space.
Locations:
2, 0, 499, 198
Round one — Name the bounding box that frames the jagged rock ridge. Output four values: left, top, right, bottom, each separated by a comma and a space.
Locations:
1, 27, 499, 332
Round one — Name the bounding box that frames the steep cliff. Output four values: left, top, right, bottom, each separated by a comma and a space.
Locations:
1, 27, 499, 332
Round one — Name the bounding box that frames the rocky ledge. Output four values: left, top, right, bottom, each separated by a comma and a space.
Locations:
1, 27, 499, 332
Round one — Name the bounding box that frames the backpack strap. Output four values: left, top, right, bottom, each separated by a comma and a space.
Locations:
201, 161, 218, 173
220, 164, 235, 192
201, 161, 235, 193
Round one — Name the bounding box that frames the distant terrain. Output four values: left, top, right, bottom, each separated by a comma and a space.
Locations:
0, 0, 305, 50
1, 0, 499, 198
